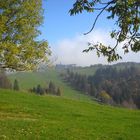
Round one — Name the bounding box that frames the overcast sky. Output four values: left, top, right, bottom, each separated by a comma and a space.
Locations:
39, 0, 140, 66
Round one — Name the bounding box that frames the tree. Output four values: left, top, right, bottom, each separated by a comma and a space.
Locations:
36, 84, 44, 95
13, 79, 19, 91
48, 81, 56, 94
99, 90, 113, 104
0, 0, 50, 71
0, 69, 12, 89
70, 0, 140, 62
56, 88, 61, 96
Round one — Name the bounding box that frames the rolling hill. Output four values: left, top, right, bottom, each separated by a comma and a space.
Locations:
66, 62, 140, 76
1, 63, 140, 139
8, 68, 92, 102
0, 89, 140, 140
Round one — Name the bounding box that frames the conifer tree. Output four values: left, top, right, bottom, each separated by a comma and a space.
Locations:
13, 79, 19, 91
56, 88, 61, 96
48, 81, 56, 94
36, 84, 44, 95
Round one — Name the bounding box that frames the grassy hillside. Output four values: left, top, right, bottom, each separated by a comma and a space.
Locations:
0, 89, 140, 140
8, 69, 92, 102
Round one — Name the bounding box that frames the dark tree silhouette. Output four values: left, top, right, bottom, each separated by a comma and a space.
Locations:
13, 79, 19, 91
0, 69, 12, 89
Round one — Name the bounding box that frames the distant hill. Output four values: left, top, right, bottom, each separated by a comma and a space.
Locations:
61, 62, 140, 109
59, 62, 140, 76
0, 89, 140, 140
7, 62, 140, 108
8, 69, 92, 102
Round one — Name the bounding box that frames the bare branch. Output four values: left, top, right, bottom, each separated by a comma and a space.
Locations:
84, 2, 112, 35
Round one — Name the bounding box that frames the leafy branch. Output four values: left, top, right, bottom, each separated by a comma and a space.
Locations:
70, 0, 140, 62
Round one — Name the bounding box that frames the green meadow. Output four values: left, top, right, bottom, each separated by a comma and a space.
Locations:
0, 89, 140, 140
8, 69, 92, 102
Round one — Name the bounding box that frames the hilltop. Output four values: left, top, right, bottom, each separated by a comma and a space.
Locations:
61, 62, 140, 76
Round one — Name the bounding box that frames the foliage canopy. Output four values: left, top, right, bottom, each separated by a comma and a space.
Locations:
0, 0, 50, 71
70, 0, 140, 61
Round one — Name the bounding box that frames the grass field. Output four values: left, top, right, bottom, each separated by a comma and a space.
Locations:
8, 69, 92, 102
0, 89, 140, 140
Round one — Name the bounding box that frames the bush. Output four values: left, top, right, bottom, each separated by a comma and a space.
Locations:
99, 90, 113, 104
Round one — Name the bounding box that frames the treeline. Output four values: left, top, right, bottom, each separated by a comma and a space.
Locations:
29, 81, 61, 96
0, 69, 61, 97
0, 69, 20, 91
62, 66, 140, 109
0, 69, 12, 89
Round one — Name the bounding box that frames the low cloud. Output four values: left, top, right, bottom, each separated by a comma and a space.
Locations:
50, 29, 140, 66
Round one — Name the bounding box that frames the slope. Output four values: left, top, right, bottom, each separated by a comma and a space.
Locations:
0, 89, 140, 140
8, 69, 92, 102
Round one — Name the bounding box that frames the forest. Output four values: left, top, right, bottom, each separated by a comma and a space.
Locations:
61, 63, 140, 109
